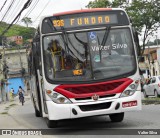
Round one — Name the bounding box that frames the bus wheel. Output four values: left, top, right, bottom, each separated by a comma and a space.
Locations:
35, 108, 41, 117
32, 95, 42, 117
46, 118, 58, 128
109, 112, 124, 122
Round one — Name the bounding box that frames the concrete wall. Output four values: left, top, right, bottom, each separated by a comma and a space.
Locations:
0, 49, 28, 102
7, 78, 25, 94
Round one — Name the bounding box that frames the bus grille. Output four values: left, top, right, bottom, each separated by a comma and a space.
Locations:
79, 102, 112, 111
75, 94, 116, 101
65, 82, 123, 94
54, 78, 133, 98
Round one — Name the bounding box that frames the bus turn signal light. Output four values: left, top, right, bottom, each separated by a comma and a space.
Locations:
46, 90, 52, 94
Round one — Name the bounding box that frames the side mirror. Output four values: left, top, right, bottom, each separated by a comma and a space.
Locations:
0, 53, 2, 59
132, 27, 141, 56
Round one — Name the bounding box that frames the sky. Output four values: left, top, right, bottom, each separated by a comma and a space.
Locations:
0, 0, 94, 27
0, 0, 159, 43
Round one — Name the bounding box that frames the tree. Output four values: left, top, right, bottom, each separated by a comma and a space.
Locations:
86, 0, 127, 8
126, 0, 160, 55
21, 17, 32, 27
87, 0, 111, 8
18, 27, 35, 40
86, 0, 160, 55
0, 36, 2, 45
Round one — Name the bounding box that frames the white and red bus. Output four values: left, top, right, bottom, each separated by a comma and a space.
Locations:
29, 8, 142, 128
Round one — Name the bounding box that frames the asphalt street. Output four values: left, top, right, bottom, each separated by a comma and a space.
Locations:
0, 94, 160, 138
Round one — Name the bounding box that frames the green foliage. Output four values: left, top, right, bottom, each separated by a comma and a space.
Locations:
0, 21, 35, 43
86, 0, 127, 8
18, 27, 35, 40
86, 0, 111, 8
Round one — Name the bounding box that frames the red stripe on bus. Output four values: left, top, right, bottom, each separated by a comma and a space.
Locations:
53, 8, 112, 16
54, 78, 133, 98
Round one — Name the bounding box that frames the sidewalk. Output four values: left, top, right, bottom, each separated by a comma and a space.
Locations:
0, 93, 33, 130
0, 94, 30, 114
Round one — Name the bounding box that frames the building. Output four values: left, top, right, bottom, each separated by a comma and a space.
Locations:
7, 36, 23, 45
139, 45, 160, 79
0, 49, 29, 102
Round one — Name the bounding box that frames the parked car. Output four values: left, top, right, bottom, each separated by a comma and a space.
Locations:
143, 76, 160, 98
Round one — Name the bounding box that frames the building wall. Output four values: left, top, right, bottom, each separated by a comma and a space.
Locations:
7, 36, 23, 45
4, 49, 28, 76
6, 78, 24, 94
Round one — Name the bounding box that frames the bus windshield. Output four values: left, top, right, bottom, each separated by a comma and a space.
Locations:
43, 27, 136, 83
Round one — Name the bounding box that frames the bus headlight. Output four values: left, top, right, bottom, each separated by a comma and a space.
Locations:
120, 80, 139, 98
120, 90, 135, 97
46, 90, 71, 104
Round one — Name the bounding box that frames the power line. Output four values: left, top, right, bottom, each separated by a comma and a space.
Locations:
4, 0, 24, 23
17, 0, 40, 25
23, 0, 40, 17
0, 0, 33, 36
33, 0, 50, 23
0, 0, 8, 13
0, 0, 16, 22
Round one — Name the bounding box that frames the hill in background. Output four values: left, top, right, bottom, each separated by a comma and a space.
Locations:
0, 22, 36, 45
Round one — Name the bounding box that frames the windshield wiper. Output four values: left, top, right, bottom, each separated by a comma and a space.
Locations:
73, 33, 89, 61
67, 35, 86, 61
101, 26, 111, 55
47, 17, 77, 68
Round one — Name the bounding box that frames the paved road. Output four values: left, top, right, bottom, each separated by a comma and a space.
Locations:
0, 95, 160, 138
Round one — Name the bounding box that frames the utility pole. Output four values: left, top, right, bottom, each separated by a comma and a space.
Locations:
156, 35, 159, 47
17, 46, 24, 76
0, 52, 2, 103
1, 36, 7, 102
0, 37, 4, 102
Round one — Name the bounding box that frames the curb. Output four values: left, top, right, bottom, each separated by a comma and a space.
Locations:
142, 99, 160, 105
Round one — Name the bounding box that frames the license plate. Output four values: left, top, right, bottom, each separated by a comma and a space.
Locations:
122, 100, 137, 108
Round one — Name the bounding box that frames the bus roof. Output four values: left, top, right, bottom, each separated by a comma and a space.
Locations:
53, 8, 124, 16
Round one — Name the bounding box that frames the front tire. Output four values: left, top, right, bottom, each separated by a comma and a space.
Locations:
143, 90, 148, 98
154, 90, 158, 98
109, 112, 124, 122
46, 118, 58, 128
32, 94, 42, 117
35, 108, 41, 117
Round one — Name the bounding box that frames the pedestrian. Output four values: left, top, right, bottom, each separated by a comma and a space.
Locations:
17, 86, 25, 103
10, 88, 14, 100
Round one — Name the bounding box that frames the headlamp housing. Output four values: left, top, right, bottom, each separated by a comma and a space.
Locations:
46, 90, 72, 104
120, 80, 139, 98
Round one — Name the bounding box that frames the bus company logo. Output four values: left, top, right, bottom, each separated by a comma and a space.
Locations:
92, 94, 99, 101
2, 130, 11, 135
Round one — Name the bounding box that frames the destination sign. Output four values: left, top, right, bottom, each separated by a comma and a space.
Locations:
42, 10, 130, 33
52, 14, 117, 28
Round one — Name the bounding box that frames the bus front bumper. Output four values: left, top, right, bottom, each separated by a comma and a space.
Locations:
46, 91, 142, 120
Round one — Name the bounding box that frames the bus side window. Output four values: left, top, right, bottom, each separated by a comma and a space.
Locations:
33, 41, 42, 75
132, 27, 140, 56
49, 40, 64, 72
37, 42, 42, 75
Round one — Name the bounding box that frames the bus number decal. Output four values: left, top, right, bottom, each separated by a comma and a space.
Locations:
53, 20, 64, 27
